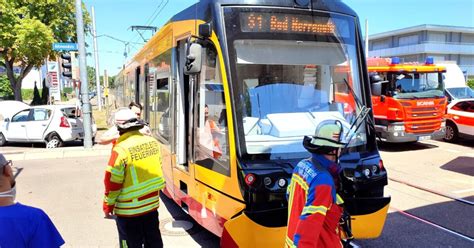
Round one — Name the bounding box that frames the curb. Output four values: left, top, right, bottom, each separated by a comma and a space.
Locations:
4, 146, 112, 161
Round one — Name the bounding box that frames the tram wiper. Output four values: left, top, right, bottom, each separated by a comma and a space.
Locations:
343, 105, 370, 150
245, 93, 262, 136
341, 78, 377, 141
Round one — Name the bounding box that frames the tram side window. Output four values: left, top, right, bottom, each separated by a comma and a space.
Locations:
148, 71, 157, 133
156, 78, 171, 142
194, 45, 230, 176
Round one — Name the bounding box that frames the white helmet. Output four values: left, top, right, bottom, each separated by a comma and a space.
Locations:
114, 108, 145, 131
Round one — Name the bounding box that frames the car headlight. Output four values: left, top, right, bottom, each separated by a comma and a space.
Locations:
441, 121, 446, 128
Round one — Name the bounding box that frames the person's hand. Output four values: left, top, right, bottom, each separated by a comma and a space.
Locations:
104, 211, 116, 219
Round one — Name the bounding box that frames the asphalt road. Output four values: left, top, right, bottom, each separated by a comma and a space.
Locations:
6, 138, 473, 247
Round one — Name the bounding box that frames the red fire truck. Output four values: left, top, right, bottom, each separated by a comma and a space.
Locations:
368, 57, 447, 143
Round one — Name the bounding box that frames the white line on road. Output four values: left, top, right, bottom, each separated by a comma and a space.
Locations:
452, 188, 474, 194
443, 149, 461, 153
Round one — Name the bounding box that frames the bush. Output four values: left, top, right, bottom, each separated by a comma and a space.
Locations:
467, 78, 474, 89
21, 89, 34, 100
0, 75, 14, 99
63, 87, 73, 94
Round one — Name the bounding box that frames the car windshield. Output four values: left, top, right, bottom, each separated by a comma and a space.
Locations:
226, 10, 369, 160
390, 72, 444, 99
446, 87, 474, 100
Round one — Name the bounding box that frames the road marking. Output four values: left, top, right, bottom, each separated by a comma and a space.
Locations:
443, 149, 461, 153
452, 188, 474, 194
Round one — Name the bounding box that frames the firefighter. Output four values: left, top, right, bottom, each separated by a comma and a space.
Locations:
286, 120, 346, 248
102, 108, 165, 248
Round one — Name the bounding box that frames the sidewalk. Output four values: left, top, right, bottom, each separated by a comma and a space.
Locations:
5, 143, 112, 161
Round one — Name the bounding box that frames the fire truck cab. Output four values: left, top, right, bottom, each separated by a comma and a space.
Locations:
368, 57, 447, 143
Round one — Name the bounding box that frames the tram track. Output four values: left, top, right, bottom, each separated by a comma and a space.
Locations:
389, 177, 474, 206
388, 177, 474, 242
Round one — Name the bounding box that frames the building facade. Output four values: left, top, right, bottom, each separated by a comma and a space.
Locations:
368, 24, 474, 76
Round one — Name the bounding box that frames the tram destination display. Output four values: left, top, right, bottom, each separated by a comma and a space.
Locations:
241, 12, 338, 35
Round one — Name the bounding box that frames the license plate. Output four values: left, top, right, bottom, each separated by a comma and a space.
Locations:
418, 135, 430, 141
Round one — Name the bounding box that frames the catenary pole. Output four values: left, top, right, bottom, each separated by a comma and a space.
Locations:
91, 6, 102, 110
75, 0, 93, 148
365, 19, 369, 58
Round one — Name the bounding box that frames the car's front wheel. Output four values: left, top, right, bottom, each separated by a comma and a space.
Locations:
46, 133, 63, 148
0, 133, 6, 146
444, 121, 459, 142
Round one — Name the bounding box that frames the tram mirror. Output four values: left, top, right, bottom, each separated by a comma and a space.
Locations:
199, 23, 212, 38
184, 43, 202, 75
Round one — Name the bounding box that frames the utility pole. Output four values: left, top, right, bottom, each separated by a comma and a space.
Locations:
104, 69, 109, 121
365, 19, 369, 58
75, 0, 93, 148
91, 6, 102, 110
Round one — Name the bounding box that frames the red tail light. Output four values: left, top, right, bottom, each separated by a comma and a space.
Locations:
245, 173, 257, 186
379, 159, 384, 170
60, 116, 70, 128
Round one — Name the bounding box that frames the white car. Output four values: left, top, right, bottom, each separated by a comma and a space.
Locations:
0, 105, 97, 148
444, 99, 474, 142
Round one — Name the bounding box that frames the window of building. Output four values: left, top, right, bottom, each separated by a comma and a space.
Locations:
398, 34, 419, 46
193, 45, 230, 176
428, 32, 446, 43
372, 39, 390, 50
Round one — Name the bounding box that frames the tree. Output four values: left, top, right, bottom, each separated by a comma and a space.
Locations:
0, 0, 90, 101
41, 78, 49, 104
87, 65, 96, 90
30, 81, 42, 105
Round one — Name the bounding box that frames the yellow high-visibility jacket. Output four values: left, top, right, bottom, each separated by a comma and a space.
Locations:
103, 130, 165, 217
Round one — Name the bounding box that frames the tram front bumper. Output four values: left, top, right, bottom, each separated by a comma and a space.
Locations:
344, 196, 391, 239
221, 212, 286, 248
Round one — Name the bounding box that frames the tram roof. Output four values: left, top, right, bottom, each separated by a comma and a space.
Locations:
171, 0, 357, 22
120, 0, 358, 75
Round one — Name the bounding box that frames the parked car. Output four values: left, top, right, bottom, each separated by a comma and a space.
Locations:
444, 99, 474, 142
0, 100, 30, 121
0, 104, 97, 148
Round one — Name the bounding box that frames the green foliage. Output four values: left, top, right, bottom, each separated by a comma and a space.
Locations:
0, 0, 91, 101
467, 78, 474, 89
63, 87, 74, 94
21, 89, 34, 100
30, 82, 42, 105
0, 75, 14, 99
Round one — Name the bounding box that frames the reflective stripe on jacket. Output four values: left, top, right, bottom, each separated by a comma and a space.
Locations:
103, 130, 165, 217
286, 158, 343, 248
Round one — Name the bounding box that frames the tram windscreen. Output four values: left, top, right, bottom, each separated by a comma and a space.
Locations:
225, 8, 369, 160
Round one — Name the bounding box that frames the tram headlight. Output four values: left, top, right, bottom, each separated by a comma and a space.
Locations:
277, 178, 287, 188
363, 168, 371, 178
263, 177, 272, 186
371, 165, 378, 174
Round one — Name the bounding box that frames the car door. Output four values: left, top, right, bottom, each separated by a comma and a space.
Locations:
4, 109, 30, 141
450, 101, 474, 136
26, 108, 53, 141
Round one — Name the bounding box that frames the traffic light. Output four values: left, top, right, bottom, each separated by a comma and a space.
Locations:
61, 53, 72, 78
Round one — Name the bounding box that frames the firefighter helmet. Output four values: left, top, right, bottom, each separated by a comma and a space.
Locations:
114, 108, 145, 131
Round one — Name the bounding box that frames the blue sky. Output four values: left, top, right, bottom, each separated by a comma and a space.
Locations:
83, 0, 474, 76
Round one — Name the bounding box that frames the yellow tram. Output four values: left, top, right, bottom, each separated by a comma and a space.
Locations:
114, 0, 391, 246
